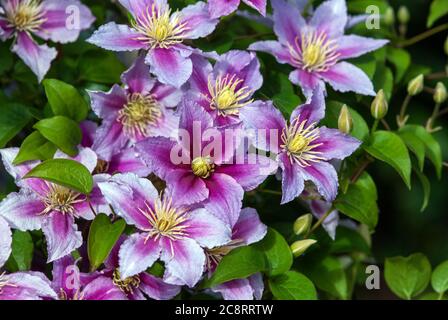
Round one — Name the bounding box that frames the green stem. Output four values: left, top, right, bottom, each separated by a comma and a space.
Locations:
371, 119, 379, 134
438, 291, 445, 300
398, 95, 412, 127
305, 206, 333, 238
258, 189, 282, 196
397, 23, 448, 47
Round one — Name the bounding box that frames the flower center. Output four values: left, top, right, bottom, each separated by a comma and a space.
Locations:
5, 0, 46, 32
140, 197, 188, 241
281, 117, 325, 166
40, 184, 84, 216
132, 4, 188, 49
288, 31, 340, 73
112, 269, 141, 294
207, 75, 253, 116
191, 156, 214, 179
117, 93, 162, 138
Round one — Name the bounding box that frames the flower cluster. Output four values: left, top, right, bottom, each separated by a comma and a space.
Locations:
0, 0, 387, 300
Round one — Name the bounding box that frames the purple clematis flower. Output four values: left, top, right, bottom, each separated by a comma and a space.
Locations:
208, 0, 266, 19
240, 86, 361, 204
0, 147, 107, 262
88, 56, 182, 161
136, 100, 277, 227
249, 0, 388, 97
188, 50, 263, 127
98, 173, 233, 287
0, 216, 12, 268
0, 0, 95, 81
87, 0, 219, 88
206, 207, 267, 300
0, 271, 57, 300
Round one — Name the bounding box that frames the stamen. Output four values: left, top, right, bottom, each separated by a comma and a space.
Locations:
281, 117, 326, 167
112, 269, 141, 294
39, 183, 84, 216
207, 74, 253, 116
191, 156, 214, 179
117, 93, 162, 139
5, 0, 47, 32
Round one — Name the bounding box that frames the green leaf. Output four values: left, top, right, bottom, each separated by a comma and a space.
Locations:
414, 169, 431, 212
364, 131, 411, 189
253, 228, 293, 276
0, 103, 32, 148
386, 47, 411, 83
431, 260, 448, 294
78, 51, 126, 84
335, 172, 378, 229
13, 131, 57, 164
88, 214, 126, 271
269, 271, 317, 300
24, 159, 93, 194
330, 226, 371, 254
385, 253, 432, 300
398, 129, 425, 172
373, 65, 394, 99
5, 231, 34, 271
34, 116, 82, 157
43, 79, 89, 122
204, 246, 267, 287
427, 0, 448, 27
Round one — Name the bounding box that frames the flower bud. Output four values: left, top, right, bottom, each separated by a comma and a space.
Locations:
407, 74, 424, 96
290, 239, 317, 257
338, 104, 353, 134
293, 214, 312, 236
434, 82, 447, 104
397, 6, 410, 24
383, 7, 395, 26
371, 89, 388, 120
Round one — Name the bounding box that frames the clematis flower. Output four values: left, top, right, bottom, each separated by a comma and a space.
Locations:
136, 100, 277, 227
0, 271, 57, 300
206, 207, 267, 300
0, 0, 95, 82
249, 0, 388, 97
188, 50, 263, 127
0, 147, 107, 262
208, 0, 266, 19
240, 86, 361, 204
98, 173, 233, 287
87, 0, 218, 88
0, 216, 12, 268
88, 56, 182, 161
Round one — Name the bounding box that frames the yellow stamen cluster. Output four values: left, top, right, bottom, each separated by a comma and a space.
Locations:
117, 93, 162, 138
191, 156, 214, 179
132, 4, 188, 49
112, 269, 141, 294
288, 31, 340, 73
207, 75, 253, 116
40, 184, 84, 216
5, 0, 46, 32
281, 117, 325, 167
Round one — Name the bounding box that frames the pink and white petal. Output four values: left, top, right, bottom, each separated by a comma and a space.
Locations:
51, 255, 79, 297
213, 278, 254, 300
87, 22, 147, 51
189, 53, 213, 95
151, 82, 182, 108
81, 276, 128, 300
314, 127, 361, 160
109, 147, 151, 177
289, 69, 321, 98
54, 147, 98, 173
0, 216, 11, 268
208, 0, 240, 18
290, 83, 326, 126
98, 173, 158, 229
121, 55, 156, 94
42, 213, 83, 262
180, 1, 219, 39
139, 273, 181, 300
0, 17, 14, 41
232, 208, 267, 245
91, 120, 128, 161
152, 109, 180, 139
300, 161, 339, 202
118, 0, 167, 20
0, 190, 44, 231
35, 0, 95, 43
279, 152, 305, 204
249, 40, 291, 64
88, 84, 127, 120
104, 235, 126, 270
80, 120, 98, 148
248, 273, 264, 299
165, 170, 209, 206
0, 148, 39, 181
161, 237, 206, 287
119, 233, 162, 279
203, 173, 244, 227
271, 0, 305, 45
146, 48, 193, 88
309, 0, 347, 39
320, 62, 375, 96
12, 31, 57, 82
242, 0, 266, 15
187, 208, 232, 248
337, 35, 388, 60
6, 272, 57, 300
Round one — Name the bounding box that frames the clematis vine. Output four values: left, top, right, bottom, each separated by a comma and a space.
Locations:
249, 0, 388, 97
0, 271, 57, 300
0, 216, 12, 268
240, 85, 361, 204
98, 173, 232, 287
87, 0, 218, 88
0, 0, 95, 81
188, 50, 263, 127
207, 0, 266, 19
136, 99, 277, 227
0, 147, 107, 262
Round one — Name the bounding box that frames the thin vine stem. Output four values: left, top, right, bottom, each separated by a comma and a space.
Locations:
397, 23, 448, 48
